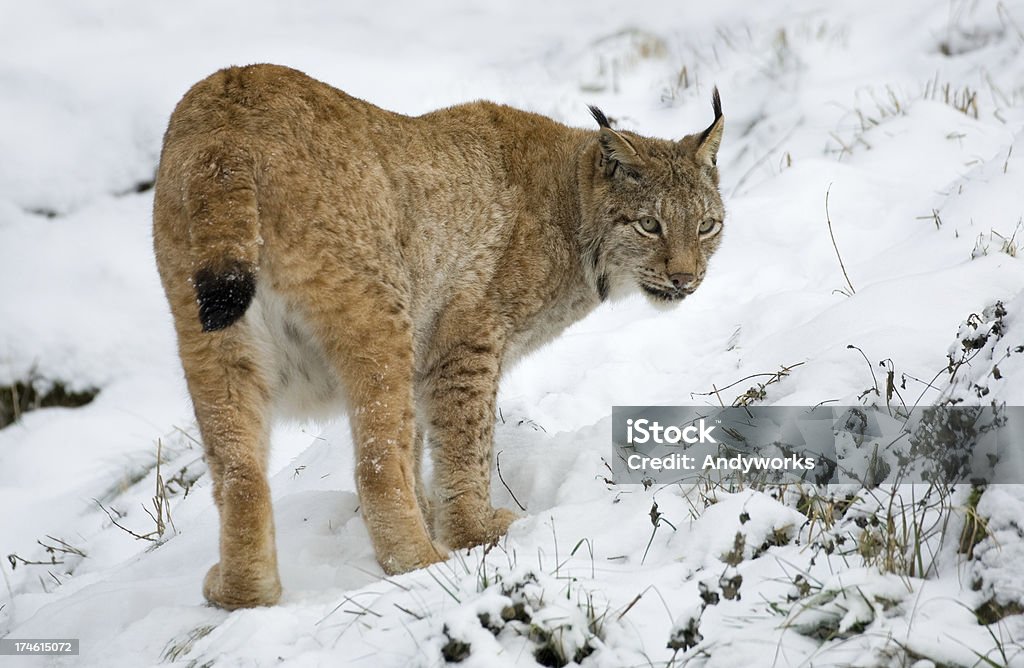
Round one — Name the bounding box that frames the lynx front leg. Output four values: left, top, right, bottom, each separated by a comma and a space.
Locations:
426, 337, 519, 549
179, 330, 282, 610
346, 346, 447, 573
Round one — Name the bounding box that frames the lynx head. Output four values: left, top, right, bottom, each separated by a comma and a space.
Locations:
581, 89, 724, 308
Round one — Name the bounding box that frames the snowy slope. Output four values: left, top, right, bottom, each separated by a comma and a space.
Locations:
2, 0, 1024, 666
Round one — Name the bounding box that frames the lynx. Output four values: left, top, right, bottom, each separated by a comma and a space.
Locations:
152, 64, 725, 609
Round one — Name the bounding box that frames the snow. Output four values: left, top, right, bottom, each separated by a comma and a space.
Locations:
3, 0, 1024, 665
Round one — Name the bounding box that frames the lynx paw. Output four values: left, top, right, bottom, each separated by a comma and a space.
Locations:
378, 539, 449, 575
441, 506, 520, 550
203, 562, 282, 610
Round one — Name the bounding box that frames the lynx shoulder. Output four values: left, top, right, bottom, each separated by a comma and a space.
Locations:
152, 63, 725, 609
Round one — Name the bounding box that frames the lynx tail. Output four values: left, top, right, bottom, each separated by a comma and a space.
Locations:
183, 147, 261, 332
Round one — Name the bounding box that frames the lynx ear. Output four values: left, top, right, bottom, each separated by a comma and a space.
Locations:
589, 105, 642, 177
695, 87, 724, 168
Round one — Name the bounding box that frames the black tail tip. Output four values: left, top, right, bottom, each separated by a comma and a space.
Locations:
194, 264, 256, 332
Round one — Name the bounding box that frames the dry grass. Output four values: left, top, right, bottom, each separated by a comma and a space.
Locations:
0, 376, 97, 429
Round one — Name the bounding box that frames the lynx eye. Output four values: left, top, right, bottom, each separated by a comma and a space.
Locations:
698, 218, 720, 236
635, 216, 662, 236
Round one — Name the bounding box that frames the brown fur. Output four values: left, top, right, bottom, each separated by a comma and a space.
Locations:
152, 64, 725, 609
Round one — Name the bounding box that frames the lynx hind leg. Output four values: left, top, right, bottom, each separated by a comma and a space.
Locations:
178, 322, 282, 609
301, 280, 446, 574
427, 338, 519, 550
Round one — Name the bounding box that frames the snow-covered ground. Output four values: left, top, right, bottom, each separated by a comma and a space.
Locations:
3, 1, 1024, 665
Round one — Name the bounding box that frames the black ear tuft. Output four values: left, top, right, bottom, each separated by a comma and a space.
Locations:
588, 105, 611, 129
699, 87, 724, 147
695, 86, 724, 167
194, 263, 256, 332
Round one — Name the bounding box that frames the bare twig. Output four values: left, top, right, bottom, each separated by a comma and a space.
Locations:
495, 451, 526, 511
847, 344, 879, 397
94, 499, 157, 542
7, 553, 63, 569
39, 535, 86, 559
394, 603, 424, 620
172, 425, 203, 449
712, 384, 725, 407
691, 362, 806, 400
616, 592, 644, 621
826, 184, 856, 295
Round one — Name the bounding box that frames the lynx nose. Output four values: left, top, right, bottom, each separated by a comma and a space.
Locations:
669, 273, 695, 289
